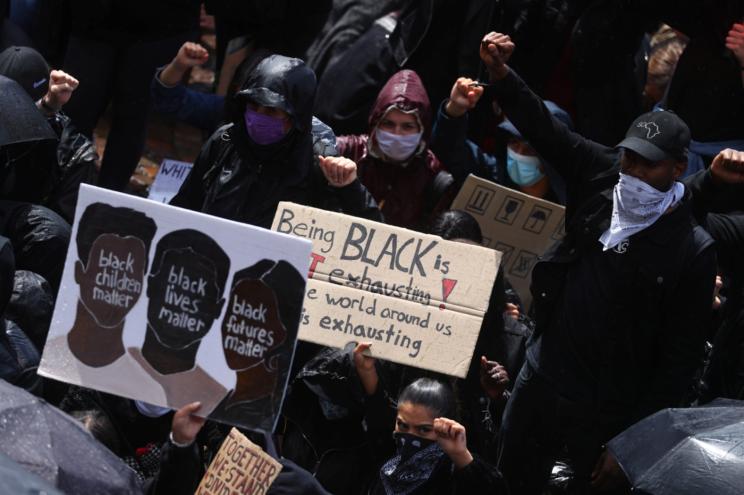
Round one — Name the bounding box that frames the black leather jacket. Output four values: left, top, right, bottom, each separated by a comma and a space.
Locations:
172, 55, 381, 228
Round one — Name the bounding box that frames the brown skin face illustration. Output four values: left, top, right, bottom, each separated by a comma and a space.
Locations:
67, 233, 147, 367
221, 278, 286, 405
142, 247, 226, 374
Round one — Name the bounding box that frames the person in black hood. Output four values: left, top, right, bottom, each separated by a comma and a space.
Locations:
0, 45, 98, 223
171, 54, 381, 228
0, 75, 70, 293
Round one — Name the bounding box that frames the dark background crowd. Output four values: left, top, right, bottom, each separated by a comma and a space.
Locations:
0, 1, 744, 494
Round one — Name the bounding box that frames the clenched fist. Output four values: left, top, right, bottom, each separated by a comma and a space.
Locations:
173, 42, 210, 71
710, 148, 744, 185
41, 70, 79, 112
159, 42, 210, 87
445, 77, 485, 118
319, 155, 358, 188
434, 418, 474, 468
480, 32, 515, 81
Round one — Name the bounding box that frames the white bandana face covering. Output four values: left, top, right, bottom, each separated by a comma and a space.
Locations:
599, 173, 685, 251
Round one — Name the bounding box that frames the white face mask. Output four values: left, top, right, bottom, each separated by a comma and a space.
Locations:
599, 173, 684, 251
375, 129, 423, 163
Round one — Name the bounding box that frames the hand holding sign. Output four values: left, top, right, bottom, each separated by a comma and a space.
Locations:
353, 342, 378, 395
195, 429, 282, 495
171, 401, 206, 446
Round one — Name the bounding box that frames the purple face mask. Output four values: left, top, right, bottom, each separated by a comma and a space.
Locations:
244, 107, 288, 145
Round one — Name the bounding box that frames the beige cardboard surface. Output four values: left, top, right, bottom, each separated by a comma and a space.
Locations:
195, 428, 282, 495
451, 175, 565, 310
271, 202, 500, 378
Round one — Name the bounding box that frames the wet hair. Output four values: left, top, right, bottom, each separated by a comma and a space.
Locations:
429, 210, 483, 244
71, 409, 122, 456
398, 378, 456, 419
150, 229, 231, 293
76, 203, 157, 268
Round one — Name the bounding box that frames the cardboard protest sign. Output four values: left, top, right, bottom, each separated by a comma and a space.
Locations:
271, 202, 500, 378
450, 175, 565, 310
195, 428, 282, 495
39, 185, 311, 432
148, 159, 193, 203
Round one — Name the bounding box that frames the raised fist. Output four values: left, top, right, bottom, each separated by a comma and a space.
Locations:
445, 77, 485, 118
173, 42, 209, 71
479, 32, 515, 80
42, 70, 79, 112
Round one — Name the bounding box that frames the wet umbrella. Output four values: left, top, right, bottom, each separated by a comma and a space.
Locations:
607, 399, 744, 495
0, 451, 63, 495
0, 379, 143, 494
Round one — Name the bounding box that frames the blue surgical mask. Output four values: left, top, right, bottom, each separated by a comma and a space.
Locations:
506, 148, 544, 187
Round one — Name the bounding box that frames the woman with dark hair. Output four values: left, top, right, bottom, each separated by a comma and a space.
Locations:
352, 344, 506, 494
429, 209, 483, 245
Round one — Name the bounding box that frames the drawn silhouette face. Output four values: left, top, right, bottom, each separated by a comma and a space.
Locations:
74, 233, 146, 327
146, 247, 225, 350
221, 278, 286, 371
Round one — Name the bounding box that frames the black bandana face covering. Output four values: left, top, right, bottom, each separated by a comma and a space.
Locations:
393, 432, 436, 461
381, 433, 447, 495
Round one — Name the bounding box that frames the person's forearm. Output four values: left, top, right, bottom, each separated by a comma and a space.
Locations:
358, 368, 378, 396
450, 449, 474, 469
487, 64, 510, 82
159, 62, 188, 87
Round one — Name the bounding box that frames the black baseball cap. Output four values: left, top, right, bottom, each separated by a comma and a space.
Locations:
616, 110, 691, 162
0, 46, 51, 102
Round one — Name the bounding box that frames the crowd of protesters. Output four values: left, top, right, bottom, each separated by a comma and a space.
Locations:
1, 1, 744, 494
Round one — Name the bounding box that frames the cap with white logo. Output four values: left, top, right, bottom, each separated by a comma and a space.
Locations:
616, 110, 691, 162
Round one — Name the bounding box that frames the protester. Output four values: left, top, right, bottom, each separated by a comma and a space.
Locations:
0, 75, 70, 292
431, 77, 571, 204
171, 54, 381, 228
150, 41, 225, 132
352, 346, 507, 494
0, 45, 98, 222
478, 31, 720, 494
336, 69, 455, 230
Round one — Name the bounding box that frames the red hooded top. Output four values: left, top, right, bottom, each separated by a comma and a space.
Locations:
337, 70, 452, 231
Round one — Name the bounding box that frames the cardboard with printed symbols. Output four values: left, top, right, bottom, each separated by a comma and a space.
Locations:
451, 174, 566, 310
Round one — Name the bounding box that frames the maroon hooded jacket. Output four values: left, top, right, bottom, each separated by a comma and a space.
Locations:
337, 70, 454, 231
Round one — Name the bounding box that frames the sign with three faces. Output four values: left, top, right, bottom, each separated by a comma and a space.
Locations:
39, 185, 312, 432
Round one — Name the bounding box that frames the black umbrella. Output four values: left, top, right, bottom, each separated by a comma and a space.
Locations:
0, 379, 143, 494
0, 75, 55, 148
608, 399, 744, 495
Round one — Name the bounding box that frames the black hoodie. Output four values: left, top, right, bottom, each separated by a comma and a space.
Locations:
172, 55, 381, 228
